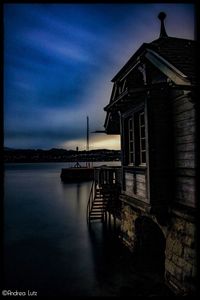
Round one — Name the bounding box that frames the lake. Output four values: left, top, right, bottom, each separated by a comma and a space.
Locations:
3, 162, 139, 297
3, 162, 174, 297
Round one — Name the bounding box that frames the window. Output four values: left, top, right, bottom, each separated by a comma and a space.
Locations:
128, 118, 134, 164
126, 110, 146, 166
139, 112, 146, 164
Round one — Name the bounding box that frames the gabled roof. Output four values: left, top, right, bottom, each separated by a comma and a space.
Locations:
149, 37, 196, 84
104, 13, 196, 134
112, 36, 196, 85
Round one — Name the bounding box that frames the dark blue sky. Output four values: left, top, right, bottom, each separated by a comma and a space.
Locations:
4, 3, 195, 150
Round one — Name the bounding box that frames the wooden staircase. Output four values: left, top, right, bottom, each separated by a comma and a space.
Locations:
86, 166, 121, 225
87, 183, 108, 223
90, 187, 106, 221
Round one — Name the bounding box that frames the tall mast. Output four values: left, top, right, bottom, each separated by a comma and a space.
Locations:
87, 116, 89, 152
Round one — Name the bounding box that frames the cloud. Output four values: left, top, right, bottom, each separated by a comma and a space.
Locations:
4, 3, 195, 149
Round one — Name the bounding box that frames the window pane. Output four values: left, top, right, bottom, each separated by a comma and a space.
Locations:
141, 152, 146, 163
129, 131, 133, 141
128, 117, 134, 164
130, 153, 133, 163
141, 139, 146, 150
140, 113, 145, 125
141, 126, 145, 138
129, 118, 133, 130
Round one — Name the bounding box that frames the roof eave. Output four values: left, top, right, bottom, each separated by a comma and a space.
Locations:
111, 43, 148, 82
145, 48, 191, 86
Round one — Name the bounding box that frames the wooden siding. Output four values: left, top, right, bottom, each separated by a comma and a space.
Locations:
147, 88, 173, 207
173, 93, 196, 208
175, 176, 196, 207
124, 171, 147, 200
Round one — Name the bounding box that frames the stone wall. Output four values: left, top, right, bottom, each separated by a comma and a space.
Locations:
165, 213, 197, 295
119, 199, 197, 295
119, 201, 140, 250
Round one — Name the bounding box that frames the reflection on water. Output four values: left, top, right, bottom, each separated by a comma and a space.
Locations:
3, 162, 129, 297
3, 162, 173, 296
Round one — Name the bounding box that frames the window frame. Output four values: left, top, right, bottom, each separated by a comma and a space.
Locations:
139, 111, 146, 166
123, 106, 146, 167
128, 117, 135, 165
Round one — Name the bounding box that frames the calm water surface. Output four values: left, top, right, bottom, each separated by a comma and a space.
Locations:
4, 162, 138, 297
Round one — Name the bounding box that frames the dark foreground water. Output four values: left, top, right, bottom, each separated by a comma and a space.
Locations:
3, 162, 173, 297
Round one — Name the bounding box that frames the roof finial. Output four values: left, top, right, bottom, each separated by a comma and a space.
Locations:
158, 12, 168, 38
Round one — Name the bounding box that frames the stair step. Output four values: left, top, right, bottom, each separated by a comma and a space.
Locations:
93, 200, 104, 203
87, 181, 118, 224
94, 199, 104, 201
90, 215, 103, 218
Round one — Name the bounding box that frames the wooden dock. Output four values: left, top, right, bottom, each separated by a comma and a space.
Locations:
60, 167, 94, 182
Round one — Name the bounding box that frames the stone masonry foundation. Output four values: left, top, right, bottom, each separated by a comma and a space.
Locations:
119, 201, 140, 251
165, 213, 197, 295
119, 199, 197, 295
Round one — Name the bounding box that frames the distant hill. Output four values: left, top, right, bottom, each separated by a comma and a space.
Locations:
4, 147, 16, 151
4, 147, 121, 163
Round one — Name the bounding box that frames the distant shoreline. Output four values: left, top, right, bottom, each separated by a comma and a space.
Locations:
4, 159, 121, 164
4, 148, 121, 164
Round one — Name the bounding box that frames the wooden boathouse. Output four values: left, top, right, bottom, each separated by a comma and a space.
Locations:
87, 12, 196, 295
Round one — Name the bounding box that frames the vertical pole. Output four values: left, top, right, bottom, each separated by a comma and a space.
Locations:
105, 210, 107, 225
86, 116, 89, 168
87, 116, 89, 152
108, 211, 111, 229
76, 146, 78, 164
113, 210, 116, 233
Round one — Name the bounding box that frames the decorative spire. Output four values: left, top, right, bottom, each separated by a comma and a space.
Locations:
158, 12, 168, 38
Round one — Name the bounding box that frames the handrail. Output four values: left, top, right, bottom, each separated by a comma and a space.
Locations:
87, 166, 121, 224
94, 166, 121, 186
86, 180, 95, 224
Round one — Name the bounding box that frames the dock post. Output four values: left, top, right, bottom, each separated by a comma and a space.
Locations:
113, 212, 116, 233
108, 211, 111, 229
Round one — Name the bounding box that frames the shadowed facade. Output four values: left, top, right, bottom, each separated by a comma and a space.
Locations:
103, 12, 196, 295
